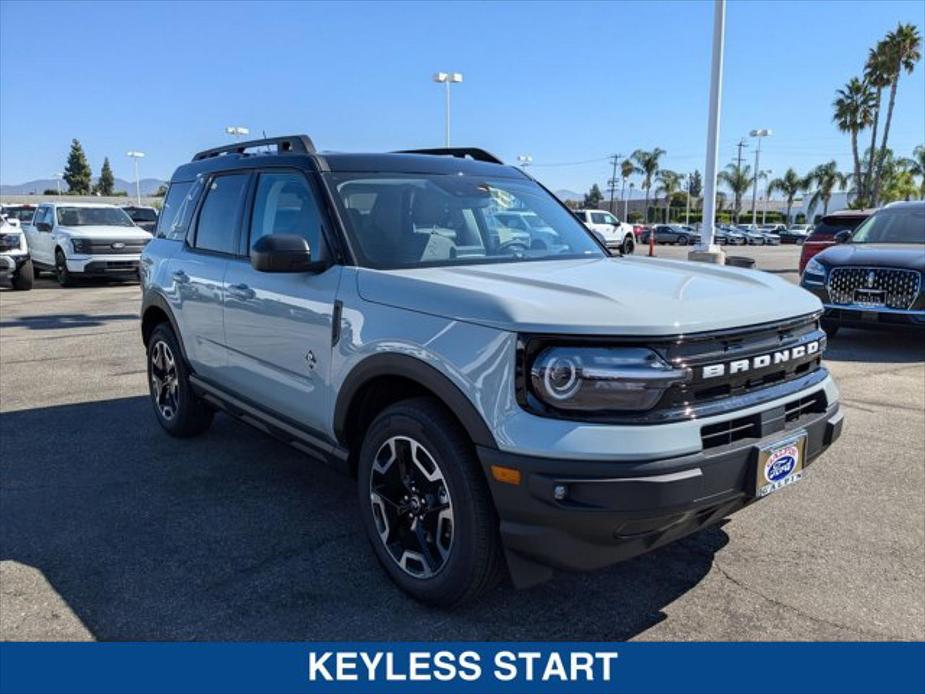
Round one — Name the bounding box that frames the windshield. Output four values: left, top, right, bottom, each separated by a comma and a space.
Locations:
4, 207, 34, 223
125, 207, 157, 222
851, 207, 925, 244
328, 173, 603, 269
56, 207, 134, 227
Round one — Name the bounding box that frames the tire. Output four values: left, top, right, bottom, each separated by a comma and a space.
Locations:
821, 319, 840, 338
357, 397, 504, 608
677, 235, 689, 245
55, 249, 76, 287
146, 323, 214, 437
621, 235, 635, 255
11, 259, 34, 290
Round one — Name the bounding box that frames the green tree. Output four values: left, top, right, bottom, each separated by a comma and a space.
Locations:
873, 23, 921, 204
655, 170, 681, 223
907, 144, 925, 198
631, 147, 666, 223
806, 161, 848, 216
96, 157, 115, 196
718, 162, 752, 222
154, 183, 169, 197
583, 183, 604, 208
63, 139, 92, 194
687, 169, 703, 201
862, 42, 892, 202
833, 77, 875, 204
768, 168, 807, 224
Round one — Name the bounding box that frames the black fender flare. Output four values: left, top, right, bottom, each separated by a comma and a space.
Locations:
333, 353, 498, 449
140, 290, 189, 363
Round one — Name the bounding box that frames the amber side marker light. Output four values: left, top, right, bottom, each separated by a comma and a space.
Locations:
490, 465, 522, 486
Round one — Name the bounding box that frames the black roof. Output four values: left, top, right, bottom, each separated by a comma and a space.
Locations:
171, 135, 526, 183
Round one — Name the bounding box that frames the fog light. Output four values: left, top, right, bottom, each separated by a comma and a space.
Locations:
553, 484, 568, 500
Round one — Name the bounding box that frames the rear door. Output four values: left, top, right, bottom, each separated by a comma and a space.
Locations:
222, 169, 342, 432
169, 172, 250, 380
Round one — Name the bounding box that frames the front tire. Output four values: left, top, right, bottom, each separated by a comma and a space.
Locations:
677, 235, 689, 245
357, 397, 503, 607
621, 235, 635, 255
146, 323, 214, 437
55, 249, 76, 287
11, 260, 34, 290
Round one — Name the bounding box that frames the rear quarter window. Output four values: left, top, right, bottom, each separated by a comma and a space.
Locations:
156, 179, 204, 240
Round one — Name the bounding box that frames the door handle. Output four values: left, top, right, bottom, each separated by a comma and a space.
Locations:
172, 270, 190, 284
227, 283, 254, 300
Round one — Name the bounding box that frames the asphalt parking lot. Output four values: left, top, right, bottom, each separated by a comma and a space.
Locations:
1, 246, 923, 642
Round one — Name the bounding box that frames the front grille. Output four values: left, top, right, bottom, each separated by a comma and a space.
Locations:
700, 389, 827, 450
828, 267, 921, 310
82, 239, 149, 255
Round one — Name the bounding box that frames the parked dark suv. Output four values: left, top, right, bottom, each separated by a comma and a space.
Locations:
799, 209, 875, 273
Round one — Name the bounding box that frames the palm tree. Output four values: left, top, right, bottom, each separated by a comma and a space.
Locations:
619, 158, 635, 209
873, 23, 922, 205
806, 161, 848, 216
631, 148, 666, 223
833, 77, 875, 204
655, 170, 681, 223
718, 162, 752, 222
907, 144, 925, 198
863, 42, 892, 203
768, 168, 807, 224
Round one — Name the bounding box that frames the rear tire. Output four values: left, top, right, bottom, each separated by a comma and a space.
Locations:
146, 323, 214, 437
678, 235, 689, 245
357, 397, 504, 608
11, 260, 34, 290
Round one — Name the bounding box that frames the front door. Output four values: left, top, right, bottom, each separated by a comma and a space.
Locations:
25, 205, 54, 265
222, 170, 341, 433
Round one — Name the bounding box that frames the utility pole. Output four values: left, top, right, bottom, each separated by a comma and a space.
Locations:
607, 153, 622, 213
685, 173, 692, 225
735, 138, 748, 171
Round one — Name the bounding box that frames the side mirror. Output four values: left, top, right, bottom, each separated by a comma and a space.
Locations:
834, 230, 852, 244
36, 222, 52, 232
250, 233, 325, 273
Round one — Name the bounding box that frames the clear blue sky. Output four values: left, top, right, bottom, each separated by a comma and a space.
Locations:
1, 0, 923, 194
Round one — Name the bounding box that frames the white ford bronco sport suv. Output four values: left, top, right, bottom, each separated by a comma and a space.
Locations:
24, 202, 152, 286
140, 136, 843, 606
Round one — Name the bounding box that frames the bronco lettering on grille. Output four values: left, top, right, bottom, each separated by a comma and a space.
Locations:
702, 340, 820, 379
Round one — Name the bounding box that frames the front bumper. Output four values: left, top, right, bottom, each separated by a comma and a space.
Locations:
67, 254, 141, 276
479, 402, 842, 587
801, 282, 925, 330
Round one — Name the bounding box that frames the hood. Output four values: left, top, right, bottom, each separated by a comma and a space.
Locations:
56, 225, 153, 239
816, 243, 925, 271
356, 256, 822, 336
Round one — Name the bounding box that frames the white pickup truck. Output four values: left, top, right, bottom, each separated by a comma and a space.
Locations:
573, 209, 636, 254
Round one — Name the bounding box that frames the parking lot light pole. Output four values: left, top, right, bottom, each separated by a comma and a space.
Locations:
54, 172, 63, 195
749, 129, 771, 226
433, 72, 463, 147
692, 0, 726, 264
126, 151, 145, 205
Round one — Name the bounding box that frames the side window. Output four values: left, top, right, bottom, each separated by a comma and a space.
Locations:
604, 214, 618, 225
249, 172, 322, 251
157, 179, 204, 240
590, 212, 608, 224
35, 207, 51, 228
193, 174, 249, 254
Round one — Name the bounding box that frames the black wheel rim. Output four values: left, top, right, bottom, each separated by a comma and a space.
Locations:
368, 436, 454, 579
56, 255, 66, 282
150, 340, 179, 420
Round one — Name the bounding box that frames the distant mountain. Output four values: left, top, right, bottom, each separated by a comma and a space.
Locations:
554, 189, 583, 202
0, 177, 166, 196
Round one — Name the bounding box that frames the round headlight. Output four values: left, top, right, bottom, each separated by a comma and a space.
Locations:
542, 354, 581, 400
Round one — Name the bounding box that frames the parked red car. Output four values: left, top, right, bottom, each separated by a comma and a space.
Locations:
798, 209, 876, 273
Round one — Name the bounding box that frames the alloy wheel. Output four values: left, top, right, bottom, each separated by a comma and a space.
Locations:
150, 340, 179, 420
368, 436, 454, 579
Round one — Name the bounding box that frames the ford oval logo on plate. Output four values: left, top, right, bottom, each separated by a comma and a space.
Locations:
756, 435, 806, 498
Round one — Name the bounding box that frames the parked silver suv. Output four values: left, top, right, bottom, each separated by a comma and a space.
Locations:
141, 136, 843, 606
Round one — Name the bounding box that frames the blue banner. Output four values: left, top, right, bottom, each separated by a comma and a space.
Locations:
1, 642, 923, 694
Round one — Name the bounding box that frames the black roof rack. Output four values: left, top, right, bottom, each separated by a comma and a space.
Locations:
192, 135, 316, 162
393, 147, 504, 165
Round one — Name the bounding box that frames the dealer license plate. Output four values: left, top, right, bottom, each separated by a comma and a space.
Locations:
755, 432, 806, 498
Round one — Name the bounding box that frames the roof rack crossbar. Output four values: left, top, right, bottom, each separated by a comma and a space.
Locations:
393, 147, 504, 165
192, 135, 316, 162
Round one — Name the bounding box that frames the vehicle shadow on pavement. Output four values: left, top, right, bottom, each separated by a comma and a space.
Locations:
0, 396, 723, 641
822, 329, 925, 364
0, 313, 138, 331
